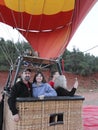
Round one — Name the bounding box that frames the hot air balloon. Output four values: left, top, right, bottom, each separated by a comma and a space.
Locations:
0, 1, 97, 130
0, 0, 97, 59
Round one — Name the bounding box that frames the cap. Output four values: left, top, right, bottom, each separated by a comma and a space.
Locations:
22, 68, 32, 73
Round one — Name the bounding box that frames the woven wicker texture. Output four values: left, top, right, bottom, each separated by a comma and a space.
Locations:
3, 96, 83, 130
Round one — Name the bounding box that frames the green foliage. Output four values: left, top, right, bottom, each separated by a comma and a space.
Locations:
63, 48, 98, 76
0, 38, 31, 71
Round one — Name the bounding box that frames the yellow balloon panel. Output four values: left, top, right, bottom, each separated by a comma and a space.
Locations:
4, 0, 75, 15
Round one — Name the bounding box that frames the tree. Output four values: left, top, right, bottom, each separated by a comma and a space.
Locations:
63, 48, 98, 76
0, 38, 32, 71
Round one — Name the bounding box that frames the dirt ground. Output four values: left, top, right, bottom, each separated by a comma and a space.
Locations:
77, 88, 98, 106
0, 71, 98, 106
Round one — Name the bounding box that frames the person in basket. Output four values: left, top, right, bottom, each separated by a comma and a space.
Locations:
8, 68, 33, 122
32, 71, 57, 98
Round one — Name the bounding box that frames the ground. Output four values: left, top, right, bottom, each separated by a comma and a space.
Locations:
0, 71, 98, 106
77, 89, 98, 106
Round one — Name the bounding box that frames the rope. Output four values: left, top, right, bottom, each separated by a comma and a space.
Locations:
0, 44, 13, 66
11, 10, 18, 28
83, 45, 98, 53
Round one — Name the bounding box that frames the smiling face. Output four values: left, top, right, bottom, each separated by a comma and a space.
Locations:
33, 72, 46, 84
36, 73, 43, 84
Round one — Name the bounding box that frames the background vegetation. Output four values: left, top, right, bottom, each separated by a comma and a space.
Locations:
63, 49, 98, 76
0, 38, 98, 76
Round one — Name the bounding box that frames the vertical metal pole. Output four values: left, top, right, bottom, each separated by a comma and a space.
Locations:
56, 58, 63, 75
4, 65, 13, 91
12, 56, 23, 85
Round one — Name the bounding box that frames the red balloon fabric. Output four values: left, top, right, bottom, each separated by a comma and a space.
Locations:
83, 106, 98, 130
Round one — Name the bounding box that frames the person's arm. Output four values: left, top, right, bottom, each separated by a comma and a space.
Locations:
73, 78, 78, 89
56, 78, 78, 96
67, 88, 77, 96
44, 83, 57, 97
67, 78, 78, 96
55, 87, 76, 96
8, 84, 20, 122
8, 84, 19, 115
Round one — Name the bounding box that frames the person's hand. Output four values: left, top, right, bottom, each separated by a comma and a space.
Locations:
12, 114, 20, 122
38, 95, 44, 99
73, 78, 78, 89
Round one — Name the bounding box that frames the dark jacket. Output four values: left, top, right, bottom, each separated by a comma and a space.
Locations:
8, 80, 33, 115
55, 87, 76, 96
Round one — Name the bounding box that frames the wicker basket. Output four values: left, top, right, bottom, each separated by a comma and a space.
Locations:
3, 95, 84, 130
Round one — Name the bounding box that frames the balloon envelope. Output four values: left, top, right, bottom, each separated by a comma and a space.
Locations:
0, 0, 97, 59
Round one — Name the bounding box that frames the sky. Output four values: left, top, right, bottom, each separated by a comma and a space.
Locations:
67, 2, 98, 57
0, 2, 98, 57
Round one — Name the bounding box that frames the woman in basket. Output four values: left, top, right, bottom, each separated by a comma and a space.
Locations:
32, 71, 57, 98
